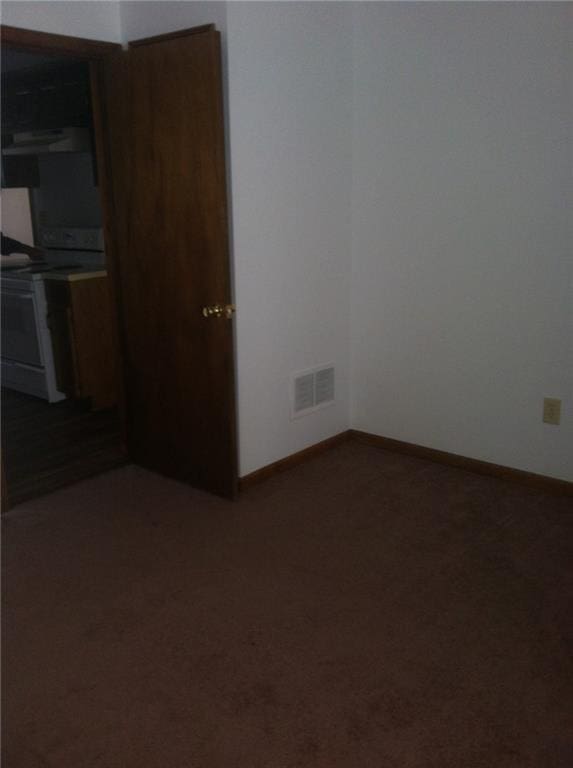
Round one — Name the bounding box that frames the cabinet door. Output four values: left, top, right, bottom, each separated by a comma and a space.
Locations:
45, 282, 77, 397
69, 278, 116, 410
2, 63, 91, 133
1, 85, 37, 132
46, 278, 117, 408
1, 156, 40, 188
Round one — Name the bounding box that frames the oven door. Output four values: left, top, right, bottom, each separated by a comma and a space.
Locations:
1, 288, 43, 367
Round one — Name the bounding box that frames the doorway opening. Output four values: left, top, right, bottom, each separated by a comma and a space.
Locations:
1, 43, 125, 505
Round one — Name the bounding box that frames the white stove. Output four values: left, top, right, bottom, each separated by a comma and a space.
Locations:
1, 227, 105, 401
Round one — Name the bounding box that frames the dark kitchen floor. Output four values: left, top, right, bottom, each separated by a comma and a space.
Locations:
1, 387, 126, 506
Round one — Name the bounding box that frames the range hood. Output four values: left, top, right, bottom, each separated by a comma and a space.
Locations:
2, 127, 91, 156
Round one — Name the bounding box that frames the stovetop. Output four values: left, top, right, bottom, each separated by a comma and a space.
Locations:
2, 228, 106, 283
1, 263, 81, 280
4, 262, 80, 272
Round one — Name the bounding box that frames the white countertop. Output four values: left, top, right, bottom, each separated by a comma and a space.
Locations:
42, 268, 107, 282
2, 265, 107, 283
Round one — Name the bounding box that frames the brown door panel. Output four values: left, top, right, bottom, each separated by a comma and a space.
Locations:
103, 28, 237, 498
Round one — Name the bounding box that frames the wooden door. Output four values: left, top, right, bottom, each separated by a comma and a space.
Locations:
102, 25, 237, 498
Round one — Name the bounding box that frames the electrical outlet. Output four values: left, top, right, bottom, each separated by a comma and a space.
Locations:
543, 398, 561, 425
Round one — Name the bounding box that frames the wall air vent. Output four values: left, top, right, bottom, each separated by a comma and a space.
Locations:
315, 366, 335, 405
294, 373, 315, 414
291, 365, 335, 418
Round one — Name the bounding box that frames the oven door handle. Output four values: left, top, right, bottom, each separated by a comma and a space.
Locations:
2, 290, 35, 301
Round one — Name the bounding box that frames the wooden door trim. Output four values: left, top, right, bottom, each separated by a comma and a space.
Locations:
1, 454, 9, 514
240, 430, 573, 497
350, 430, 573, 497
0, 25, 121, 58
128, 24, 215, 48
240, 432, 352, 490
88, 58, 128, 448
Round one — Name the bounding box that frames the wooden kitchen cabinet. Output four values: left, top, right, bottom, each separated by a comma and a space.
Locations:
45, 276, 117, 410
1, 155, 40, 189
1, 61, 91, 134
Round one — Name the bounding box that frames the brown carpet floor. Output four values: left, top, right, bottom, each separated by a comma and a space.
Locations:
2, 441, 573, 767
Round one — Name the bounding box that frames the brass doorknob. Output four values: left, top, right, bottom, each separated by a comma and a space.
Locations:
202, 303, 236, 319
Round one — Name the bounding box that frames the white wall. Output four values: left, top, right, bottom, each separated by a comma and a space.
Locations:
1, 1, 121, 42
119, 0, 227, 42
1, 188, 34, 245
351, 3, 573, 481
227, 2, 352, 475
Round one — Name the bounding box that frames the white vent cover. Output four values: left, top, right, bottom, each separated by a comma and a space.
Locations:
294, 373, 315, 414
315, 366, 335, 405
292, 365, 335, 418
